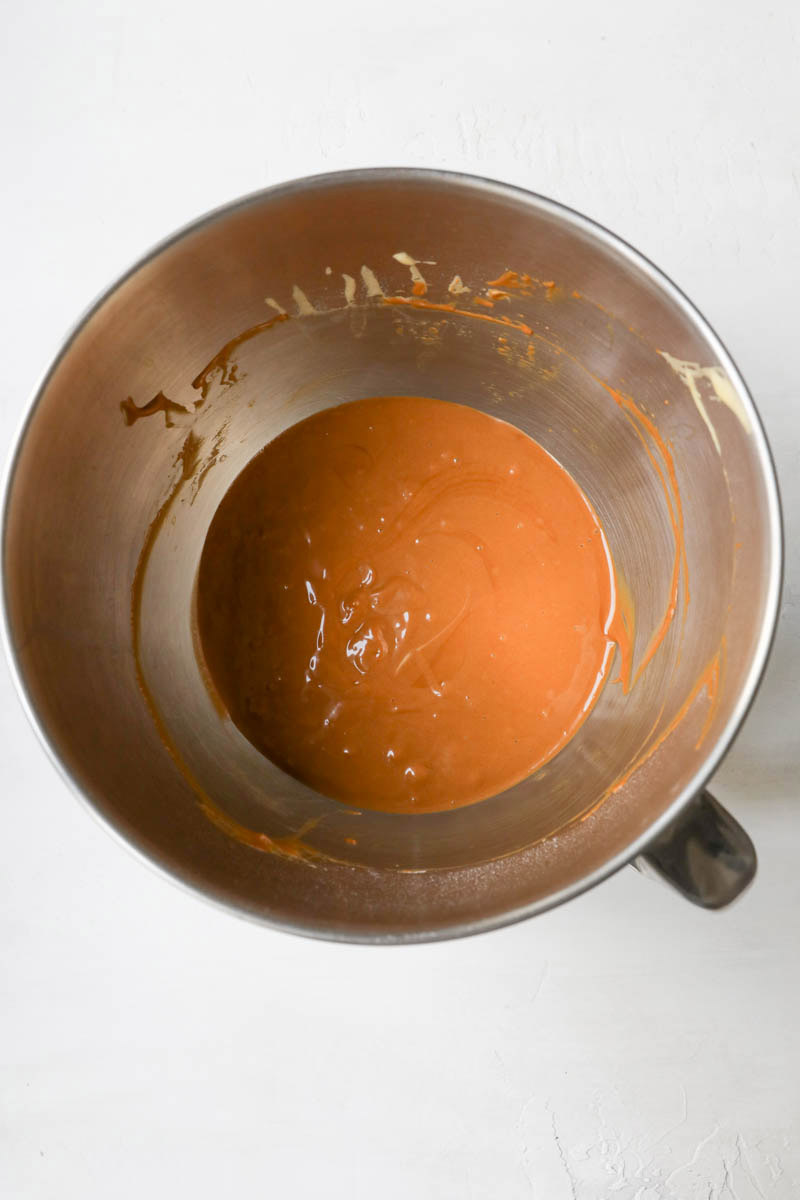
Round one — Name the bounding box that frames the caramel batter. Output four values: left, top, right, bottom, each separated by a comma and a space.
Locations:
197, 396, 623, 813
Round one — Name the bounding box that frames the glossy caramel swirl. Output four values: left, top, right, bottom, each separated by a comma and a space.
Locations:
197, 396, 619, 812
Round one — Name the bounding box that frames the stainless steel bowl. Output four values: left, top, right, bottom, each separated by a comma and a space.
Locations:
1, 169, 782, 941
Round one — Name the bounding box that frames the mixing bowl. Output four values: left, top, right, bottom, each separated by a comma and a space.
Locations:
1, 169, 782, 941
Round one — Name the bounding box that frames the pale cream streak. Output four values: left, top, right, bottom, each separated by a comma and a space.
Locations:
393, 250, 436, 290
291, 285, 316, 316
264, 297, 286, 315
342, 273, 357, 305
359, 265, 385, 298
447, 274, 471, 295
659, 351, 752, 454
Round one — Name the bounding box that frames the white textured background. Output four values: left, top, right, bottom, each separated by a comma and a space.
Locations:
2, 2, 799, 1196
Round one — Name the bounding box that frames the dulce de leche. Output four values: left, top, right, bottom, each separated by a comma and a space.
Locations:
196, 396, 619, 813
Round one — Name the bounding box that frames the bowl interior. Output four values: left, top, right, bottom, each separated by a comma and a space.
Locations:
2, 172, 779, 938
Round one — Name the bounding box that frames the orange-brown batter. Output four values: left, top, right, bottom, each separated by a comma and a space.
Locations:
196, 396, 621, 813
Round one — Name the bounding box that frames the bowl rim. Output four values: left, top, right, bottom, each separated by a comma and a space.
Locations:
0, 166, 784, 944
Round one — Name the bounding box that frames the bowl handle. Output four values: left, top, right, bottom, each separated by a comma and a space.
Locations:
634, 790, 757, 909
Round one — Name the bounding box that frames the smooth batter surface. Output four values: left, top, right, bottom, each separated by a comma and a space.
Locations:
197, 396, 619, 813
